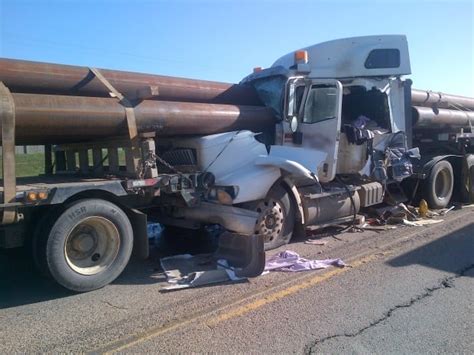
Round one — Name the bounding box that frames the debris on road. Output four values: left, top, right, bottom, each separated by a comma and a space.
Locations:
426, 205, 455, 216
160, 254, 245, 291
304, 240, 328, 246
301, 199, 462, 243
419, 199, 429, 217
264, 250, 346, 272
360, 224, 398, 231
362, 201, 452, 229
401, 219, 444, 227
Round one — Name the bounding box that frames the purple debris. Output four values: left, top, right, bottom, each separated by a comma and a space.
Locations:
264, 250, 346, 272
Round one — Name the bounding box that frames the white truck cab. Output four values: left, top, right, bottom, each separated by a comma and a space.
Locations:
243, 35, 412, 183
165, 36, 418, 250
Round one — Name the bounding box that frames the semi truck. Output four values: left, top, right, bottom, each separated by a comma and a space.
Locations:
0, 35, 472, 292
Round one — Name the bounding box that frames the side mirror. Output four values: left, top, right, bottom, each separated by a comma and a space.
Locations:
290, 116, 299, 133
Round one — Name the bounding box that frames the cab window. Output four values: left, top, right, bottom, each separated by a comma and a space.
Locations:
303, 85, 338, 124
365, 48, 400, 69
294, 85, 305, 116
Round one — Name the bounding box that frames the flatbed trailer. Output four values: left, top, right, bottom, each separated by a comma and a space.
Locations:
0, 78, 265, 292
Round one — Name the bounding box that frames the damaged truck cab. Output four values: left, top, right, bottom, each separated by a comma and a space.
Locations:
241, 36, 413, 248
245, 35, 412, 184
166, 35, 472, 251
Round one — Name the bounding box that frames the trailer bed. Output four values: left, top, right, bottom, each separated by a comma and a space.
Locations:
0, 175, 124, 191
0, 175, 130, 207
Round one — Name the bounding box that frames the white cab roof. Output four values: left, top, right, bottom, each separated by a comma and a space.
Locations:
272, 35, 411, 78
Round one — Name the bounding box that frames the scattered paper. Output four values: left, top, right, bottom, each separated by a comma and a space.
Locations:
160, 254, 245, 291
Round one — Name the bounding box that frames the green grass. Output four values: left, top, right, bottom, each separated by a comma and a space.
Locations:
0, 153, 45, 177
0, 149, 127, 178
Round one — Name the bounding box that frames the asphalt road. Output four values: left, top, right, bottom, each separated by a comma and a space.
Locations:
1, 206, 473, 353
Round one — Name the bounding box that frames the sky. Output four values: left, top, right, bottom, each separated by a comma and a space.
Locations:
0, 0, 473, 96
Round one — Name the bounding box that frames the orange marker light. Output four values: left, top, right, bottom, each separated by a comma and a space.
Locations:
253, 67, 263, 73
217, 189, 233, 205
294, 50, 308, 64
38, 192, 48, 200
27, 192, 38, 201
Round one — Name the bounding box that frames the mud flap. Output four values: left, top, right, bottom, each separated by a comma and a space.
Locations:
215, 232, 265, 278
127, 208, 149, 260
461, 154, 474, 203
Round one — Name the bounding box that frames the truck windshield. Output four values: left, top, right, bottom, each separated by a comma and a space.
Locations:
303, 85, 338, 124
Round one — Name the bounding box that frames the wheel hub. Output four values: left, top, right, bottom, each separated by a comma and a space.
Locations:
265, 215, 276, 229
255, 199, 284, 243
64, 216, 120, 276
71, 231, 96, 253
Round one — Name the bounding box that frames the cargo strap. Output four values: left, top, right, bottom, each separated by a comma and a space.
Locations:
89, 68, 142, 177
0, 82, 17, 224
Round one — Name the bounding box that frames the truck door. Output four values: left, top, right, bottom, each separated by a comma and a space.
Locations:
284, 79, 343, 183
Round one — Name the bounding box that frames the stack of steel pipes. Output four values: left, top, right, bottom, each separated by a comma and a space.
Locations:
411, 89, 474, 132
0, 58, 273, 145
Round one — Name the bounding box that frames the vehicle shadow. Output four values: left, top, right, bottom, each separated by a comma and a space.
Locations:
0, 229, 218, 309
387, 222, 474, 276
0, 248, 73, 309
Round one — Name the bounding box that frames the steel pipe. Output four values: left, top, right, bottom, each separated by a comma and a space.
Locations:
412, 106, 474, 130
412, 89, 474, 110
0, 58, 261, 105
1, 93, 275, 144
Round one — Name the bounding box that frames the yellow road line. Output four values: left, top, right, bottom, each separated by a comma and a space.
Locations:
206, 252, 382, 327
100, 252, 385, 354
102, 314, 207, 354
91, 210, 473, 353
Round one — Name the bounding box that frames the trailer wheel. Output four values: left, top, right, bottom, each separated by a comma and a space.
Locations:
423, 160, 454, 209
253, 185, 296, 251
37, 199, 133, 292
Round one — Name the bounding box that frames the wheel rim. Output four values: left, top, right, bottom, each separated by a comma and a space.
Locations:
255, 198, 284, 243
434, 168, 452, 202
64, 216, 120, 276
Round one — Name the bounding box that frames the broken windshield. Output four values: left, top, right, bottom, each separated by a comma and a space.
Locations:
251, 75, 287, 120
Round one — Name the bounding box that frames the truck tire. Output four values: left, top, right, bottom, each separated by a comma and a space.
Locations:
423, 160, 454, 209
36, 199, 133, 292
254, 184, 296, 251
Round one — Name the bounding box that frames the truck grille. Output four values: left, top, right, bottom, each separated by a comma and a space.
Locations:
158, 148, 197, 172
